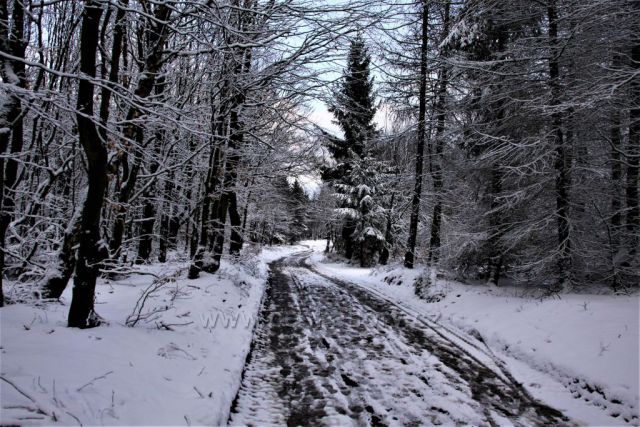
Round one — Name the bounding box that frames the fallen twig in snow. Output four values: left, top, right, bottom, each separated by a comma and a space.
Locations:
156, 320, 194, 331
0, 375, 58, 422
22, 318, 36, 331
193, 386, 204, 398
65, 410, 83, 426
126, 269, 185, 327
33, 376, 47, 393
76, 370, 114, 392
98, 266, 162, 279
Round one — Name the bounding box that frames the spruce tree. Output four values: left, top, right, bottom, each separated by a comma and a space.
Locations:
324, 36, 382, 264
328, 36, 377, 161
332, 156, 391, 266
289, 179, 310, 243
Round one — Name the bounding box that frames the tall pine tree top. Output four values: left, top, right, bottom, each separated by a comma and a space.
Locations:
329, 36, 377, 160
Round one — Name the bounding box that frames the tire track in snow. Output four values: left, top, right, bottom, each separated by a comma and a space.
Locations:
229, 251, 571, 426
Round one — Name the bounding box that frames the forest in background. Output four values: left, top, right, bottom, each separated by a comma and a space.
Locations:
0, 0, 638, 328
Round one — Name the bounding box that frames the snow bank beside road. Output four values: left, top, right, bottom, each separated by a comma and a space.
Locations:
1, 245, 304, 426
304, 240, 640, 426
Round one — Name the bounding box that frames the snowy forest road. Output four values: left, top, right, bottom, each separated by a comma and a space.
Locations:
229, 251, 570, 426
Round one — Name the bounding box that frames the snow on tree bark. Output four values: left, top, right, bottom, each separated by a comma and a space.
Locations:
68, 0, 107, 328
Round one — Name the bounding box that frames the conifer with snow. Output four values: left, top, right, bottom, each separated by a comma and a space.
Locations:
323, 36, 390, 266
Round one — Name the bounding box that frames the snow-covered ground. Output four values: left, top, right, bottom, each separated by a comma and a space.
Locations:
0, 244, 303, 426
2, 240, 638, 426
304, 240, 640, 426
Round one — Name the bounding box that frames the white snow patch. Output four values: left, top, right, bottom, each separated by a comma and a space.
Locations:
0, 245, 305, 426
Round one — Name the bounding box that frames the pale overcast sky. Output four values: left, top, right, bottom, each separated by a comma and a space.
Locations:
308, 99, 393, 137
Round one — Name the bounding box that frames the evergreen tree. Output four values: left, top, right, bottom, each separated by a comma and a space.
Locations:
333, 156, 391, 266
328, 36, 377, 161
288, 179, 310, 243
269, 177, 310, 244
323, 36, 384, 264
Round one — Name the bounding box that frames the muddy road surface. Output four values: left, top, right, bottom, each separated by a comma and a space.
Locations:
229, 251, 569, 426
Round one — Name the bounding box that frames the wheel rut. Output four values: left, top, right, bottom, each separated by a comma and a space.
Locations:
229, 251, 570, 426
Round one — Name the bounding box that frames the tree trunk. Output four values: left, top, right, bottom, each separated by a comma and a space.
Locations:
428, 1, 450, 265
0, 0, 27, 306
136, 80, 167, 264
44, 0, 127, 294
343, 220, 356, 260
187, 207, 200, 276
110, 152, 141, 260
158, 215, 169, 263
98, 0, 127, 142
404, 0, 428, 268
68, 1, 107, 328
109, 3, 171, 260
213, 36, 250, 261
189, 142, 222, 279
189, 2, 252, 276
241, 189, 251, 237
158, 174, 175, 263
224, 102, 244, 256
548, 0, 572, 286
228, 191, 243, 255
428, 69, 448, 264
209, 192, 230, 271
41, 208, 82, 299
611, 111, 622, 247
136, 197, 155, 263
379, 193, 395, 265
625, 39, 640, 264
488, 168, 503, 285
